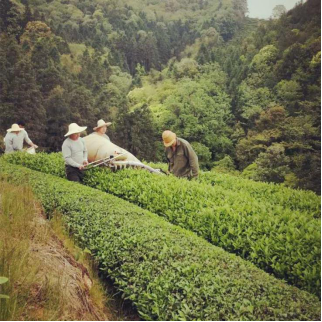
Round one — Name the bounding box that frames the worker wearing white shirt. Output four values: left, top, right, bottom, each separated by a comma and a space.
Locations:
4, 124, 23, 153
62, 123, 88, 182
16, 121, 38, 150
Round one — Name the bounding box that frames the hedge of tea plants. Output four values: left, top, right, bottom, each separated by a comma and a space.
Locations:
146, 162, 321, 218
0, 161, 320, 321
198, 171, 321, 218
2, 152, 321, 296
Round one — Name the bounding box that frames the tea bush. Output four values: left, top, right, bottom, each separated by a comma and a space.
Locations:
2, 152, 321, 296
198, 171, 321, 218
0, 161, 320, 321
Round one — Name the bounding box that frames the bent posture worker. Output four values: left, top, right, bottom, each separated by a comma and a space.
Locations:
162, 130, 199, 179
16, 121, 38, 150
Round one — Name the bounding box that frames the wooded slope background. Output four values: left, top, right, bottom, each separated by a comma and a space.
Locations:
0, 0, 320, 193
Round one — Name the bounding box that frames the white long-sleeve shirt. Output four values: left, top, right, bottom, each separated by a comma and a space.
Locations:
62, 137, 88, 168
15, 129, 33, 149
89, 132, 110, 141
4, 132, 21, 153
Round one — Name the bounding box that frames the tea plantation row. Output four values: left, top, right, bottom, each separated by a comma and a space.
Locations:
146, 162, 321, 218
2, 152, 321, 296
198, 172, 320, 218
0, 161, 320, 321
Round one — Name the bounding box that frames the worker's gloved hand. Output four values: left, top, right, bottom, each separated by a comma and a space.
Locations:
32, 144, 38, 149
83, 160, 89, 166
79, 165, 85, 170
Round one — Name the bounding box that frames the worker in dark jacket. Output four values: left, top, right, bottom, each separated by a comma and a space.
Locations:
162, 130, 199, 179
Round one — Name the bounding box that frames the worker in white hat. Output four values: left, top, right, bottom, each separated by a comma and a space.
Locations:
62, 123, 88, 182
4, 124, 23, 153
92, 119, 112, 141
16, 121, 38, 151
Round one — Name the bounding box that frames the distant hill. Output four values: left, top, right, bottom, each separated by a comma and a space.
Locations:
0, 0, 320, 193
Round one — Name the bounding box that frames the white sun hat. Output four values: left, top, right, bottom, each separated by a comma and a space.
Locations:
93, 119, 112, 130
64, 123, 87, 137
7, 124, 23, 132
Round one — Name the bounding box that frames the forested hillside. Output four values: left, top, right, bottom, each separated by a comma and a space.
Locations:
0, 0, 320, 193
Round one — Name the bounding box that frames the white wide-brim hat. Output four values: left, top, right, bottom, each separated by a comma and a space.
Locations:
93, 119, 112, 130
64, 123, 87, 137
7, 123, 23, 132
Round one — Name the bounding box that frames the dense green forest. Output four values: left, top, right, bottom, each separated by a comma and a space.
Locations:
0, 0, 320, 193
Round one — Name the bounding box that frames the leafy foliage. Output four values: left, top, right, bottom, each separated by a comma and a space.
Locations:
0, 0, 320, 192
129, 61, 234, 161
0, 277, 9, 300
2, 152, 321, 296
0, 160, 320, 321
198, 170, 321, 217
209, 0, 321, 193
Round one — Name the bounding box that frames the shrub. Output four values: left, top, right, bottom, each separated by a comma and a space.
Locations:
211, 155, 239, 174
0, 161, 320, 321
2, 152, 321, 296
190, 142, 212, 169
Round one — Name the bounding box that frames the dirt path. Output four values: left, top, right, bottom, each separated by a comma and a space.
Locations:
0, 182, 117, 321
0, 181, 141, 321
20, 209, 112, 320
28, 216, 109, 320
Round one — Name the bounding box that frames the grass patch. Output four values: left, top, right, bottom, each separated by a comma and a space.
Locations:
49, 212, 139, 321
0, 181, 61, 320
0, 179, 137, 320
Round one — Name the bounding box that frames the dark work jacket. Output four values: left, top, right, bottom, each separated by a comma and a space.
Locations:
165, 138, 199, 178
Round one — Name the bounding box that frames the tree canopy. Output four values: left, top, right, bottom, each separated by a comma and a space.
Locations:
0, 0, 320, 193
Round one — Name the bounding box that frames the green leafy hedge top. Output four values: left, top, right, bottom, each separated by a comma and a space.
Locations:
0, 160, 320, 321
2, 152, 321, 296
